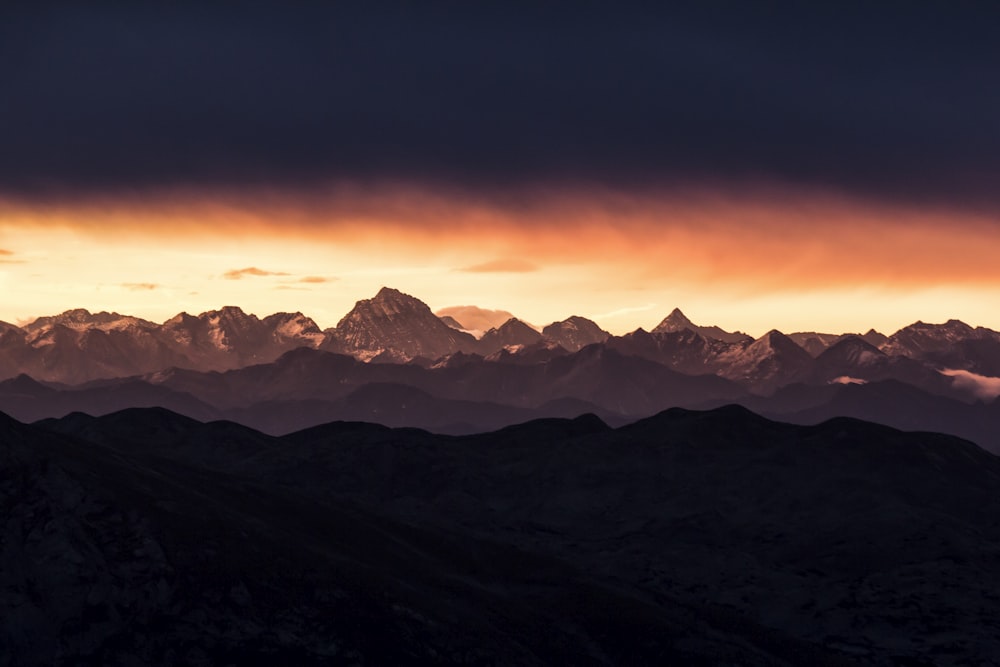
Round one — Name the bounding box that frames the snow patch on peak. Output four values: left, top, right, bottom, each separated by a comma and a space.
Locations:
205, 314, 231, 351
830, 376, 868, 385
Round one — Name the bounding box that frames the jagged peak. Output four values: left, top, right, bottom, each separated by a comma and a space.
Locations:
345, 286, 431, 319
208, 305, 255, 319
24, 308, 151, 333
823, 334, 884, 353
748, 329, 798, 351
371, 286, 424, 308
653, 307, 695, 332
495, 317, 534, 331
164, 311, 196, 326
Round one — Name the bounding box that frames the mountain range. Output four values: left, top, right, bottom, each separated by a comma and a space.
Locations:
4, 286, 1000, 451
4, 403, 999, 664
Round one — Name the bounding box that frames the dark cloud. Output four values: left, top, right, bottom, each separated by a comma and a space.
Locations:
223, 267, 289, 280
459, 259, 539, 273
2, 4, 999, 209
298, 276, 333, 284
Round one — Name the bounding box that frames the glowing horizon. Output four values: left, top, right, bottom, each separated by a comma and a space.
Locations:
3, 183, 1000, 338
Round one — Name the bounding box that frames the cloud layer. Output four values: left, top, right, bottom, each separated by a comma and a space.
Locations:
2, 5, 999, 210
223, 267, 290, 280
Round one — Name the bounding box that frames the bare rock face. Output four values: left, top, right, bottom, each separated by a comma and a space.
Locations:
652, 307, 752, 344
541, 316, 609, 352
330, 287, 478, 362
477, 318, 542, 354
0, 308, 327, 383
20, 310, 177, 384
880, 319, 997, 358
716, 330, 814, 392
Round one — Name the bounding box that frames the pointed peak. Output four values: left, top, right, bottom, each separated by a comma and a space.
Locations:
497, 317, 530, 329
758, 329, 791, 342
659, 308, 694, 328
363, 287, 429, 312
197, 305, 245, 317
374, 286, 407, 300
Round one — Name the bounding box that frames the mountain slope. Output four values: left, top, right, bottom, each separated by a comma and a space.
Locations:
6, 408, 872, 666
652, 308, 752, 344
330, 287, 479, 361
541, 316, 610, 352
19, 405, 1000, 665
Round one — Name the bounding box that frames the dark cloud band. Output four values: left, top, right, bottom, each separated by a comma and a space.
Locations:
2, 5, 999, 209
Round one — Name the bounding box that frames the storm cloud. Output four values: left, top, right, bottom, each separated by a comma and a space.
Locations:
2, 4, 999, 209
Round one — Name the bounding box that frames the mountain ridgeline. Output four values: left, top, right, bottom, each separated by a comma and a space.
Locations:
3, 287, 1000, 451
4, 404, 1000, 664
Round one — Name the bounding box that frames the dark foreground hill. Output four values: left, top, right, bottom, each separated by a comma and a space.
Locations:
4, 406, 1000, 665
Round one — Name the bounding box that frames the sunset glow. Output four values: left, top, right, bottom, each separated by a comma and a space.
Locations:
2, 185, 999, 336
3, 4, 1000, 339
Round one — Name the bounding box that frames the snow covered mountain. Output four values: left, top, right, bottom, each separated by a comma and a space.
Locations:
161, 307, 325, 370
0, 307, 326, 383
715, 330, 814, 392
3, 291, 1000, 398
328, 287, 479, 362
880, 319, 1000, 358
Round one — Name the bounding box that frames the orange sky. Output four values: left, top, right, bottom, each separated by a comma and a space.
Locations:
2, 184, 999, 336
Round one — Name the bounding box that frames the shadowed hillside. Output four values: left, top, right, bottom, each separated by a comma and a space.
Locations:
4, 406, 999, 664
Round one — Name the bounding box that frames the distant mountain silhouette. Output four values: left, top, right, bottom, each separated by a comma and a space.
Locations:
2, 288, 1000, 455
437, 314, 467, 330
541, 315, 610, 351
652, 307, 753, 344
477, 317, 542, 351
4, 289, 1000, 393
4, 404, 996, 664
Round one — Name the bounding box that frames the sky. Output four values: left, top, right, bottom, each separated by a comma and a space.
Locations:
2, 4, 1000, 336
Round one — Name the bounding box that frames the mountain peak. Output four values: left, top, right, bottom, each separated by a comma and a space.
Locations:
541, 316, 609, 352
654, 308, 694, 332
652, 309, 751, 344
23, 308, 150, 334
667, 307, 692, 323
373, 286, 412, 303
333, 287, 476, 361
360, 287, 430, 318
479, 318, 543, 353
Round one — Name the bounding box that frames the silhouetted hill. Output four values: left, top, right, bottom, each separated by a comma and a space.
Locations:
7, 405, 998, 664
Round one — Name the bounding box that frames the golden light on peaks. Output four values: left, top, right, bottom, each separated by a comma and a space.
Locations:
2, 184, 1000, 335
